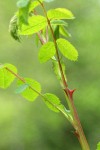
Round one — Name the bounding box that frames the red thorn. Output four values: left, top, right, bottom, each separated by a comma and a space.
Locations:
68, 89, 76, 99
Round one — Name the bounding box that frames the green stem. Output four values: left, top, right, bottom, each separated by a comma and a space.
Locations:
39, 1, 90, 150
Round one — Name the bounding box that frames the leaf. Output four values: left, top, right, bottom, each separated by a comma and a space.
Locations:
18, 1, 31, 25
18, 15, 47, 35
0, 64, 17, 89
17, 0, 30, 8
43, 93, 62, 112
38, 42, 56, 63
52, 60, 61, 80
57, 38, 78, 61
29, 1, 40, 12
51, 20, 69, 39
59, 26, 71, 37
52, 59, 67, 81
43, 92, 73, 121
47, 8, 74, 20
9, 15, 20, 42
54, 26, 59, 40
17, 78, 41, 101
51, 20, 68, 27
15, 83, 29, 93
18, 7, 29, 25
97, 142, 100, 150
29, 0, 53, 12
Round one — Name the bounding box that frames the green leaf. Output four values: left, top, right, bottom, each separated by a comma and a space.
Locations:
59, 26, 71, 37
29, 0, 54, 12
57, 38, 78, 61
17, 78, 41, 101
29, 1, 40, 12
43, 93, 62, 112
43, 92, 73, 121
52, 59, 67, 81
9, 15, 20, 42
0, 64, 17, 89
47, 8, 74, 20
18, 1, 31, 25
51, 20, 68, 27
19, 15, 47, 35
38, 42, 56, 63
54, 26, 59, 40
15, 83, 29, 93
17, 0, 30, 8
18, 7, 29, 25
97, 142, 100, 150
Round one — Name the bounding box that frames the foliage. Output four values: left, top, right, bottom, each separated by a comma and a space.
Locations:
97, 142, 100, 150
0, 64, 17, 88
57, 38, 78, 61
1, 0, 98, 150
4, 0, 77, 115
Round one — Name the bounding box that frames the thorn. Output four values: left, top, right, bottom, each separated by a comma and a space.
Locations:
68, 89, 76, 99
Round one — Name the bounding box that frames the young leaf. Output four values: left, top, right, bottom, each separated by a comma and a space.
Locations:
38, 42, 56, 63
54, 26, 59, 40
29, 0, 54, 12
97, 142, 100, 150
47, 8, 74, 20
9, 15, 20, 42
51, 20, 68, 27
57, 38, 78, 61
18, 4, 30, 25
0, 64, 17, 89
17, 78, 41, 101
59, 26, 71, 38
29, 1, 40, 12
18, 15, 47, 35
43, 93, 62, 112
17, 0, 30, 8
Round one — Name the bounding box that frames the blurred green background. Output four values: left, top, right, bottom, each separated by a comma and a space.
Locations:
0, 0, 100, 150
